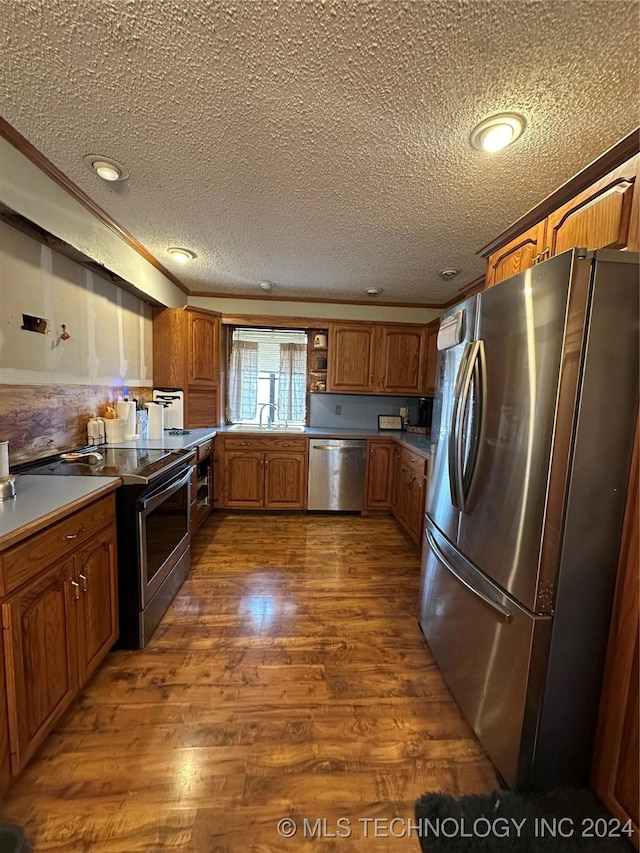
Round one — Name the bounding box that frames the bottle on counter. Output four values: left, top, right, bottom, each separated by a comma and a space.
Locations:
87, 414, 101, 446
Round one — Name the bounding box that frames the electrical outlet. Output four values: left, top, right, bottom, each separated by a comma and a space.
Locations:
335, 405, 342, 415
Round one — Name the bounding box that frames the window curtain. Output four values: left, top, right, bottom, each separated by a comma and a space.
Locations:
227, 340, 259, 421
278, 342, 307, 421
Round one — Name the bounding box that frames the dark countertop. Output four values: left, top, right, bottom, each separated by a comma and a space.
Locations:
102, 425, 432, 457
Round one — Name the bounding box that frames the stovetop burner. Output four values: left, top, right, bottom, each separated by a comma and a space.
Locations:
23, 445, 195, 485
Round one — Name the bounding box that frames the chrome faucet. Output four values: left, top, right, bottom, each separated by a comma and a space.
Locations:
259, 403, 277, 428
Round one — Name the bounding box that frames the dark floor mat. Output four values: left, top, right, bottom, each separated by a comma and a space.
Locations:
414, 789, 635, 853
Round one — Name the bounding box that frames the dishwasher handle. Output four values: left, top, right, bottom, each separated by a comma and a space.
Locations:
313, 444, 363, 451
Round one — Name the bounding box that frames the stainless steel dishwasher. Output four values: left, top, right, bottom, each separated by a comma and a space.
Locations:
307, 439, 366, 511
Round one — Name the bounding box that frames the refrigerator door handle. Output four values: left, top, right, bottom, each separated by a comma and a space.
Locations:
455, 340, 480, 512
425, 525, 513, 623
460, 339, 487, 512
448, 341, 474, 509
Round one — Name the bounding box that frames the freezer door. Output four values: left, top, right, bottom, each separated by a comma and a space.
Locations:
426, 295, 477, 544
419, 518, 551, 789
456, 251, 577, 611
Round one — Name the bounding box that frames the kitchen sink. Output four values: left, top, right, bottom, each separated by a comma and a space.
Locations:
226, 425, 307, 433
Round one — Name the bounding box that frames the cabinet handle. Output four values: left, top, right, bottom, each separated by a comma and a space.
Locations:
70, 580, 80, 601
541, 247, 550, 260
62, 525, 86, 541
79, 573, 88, 593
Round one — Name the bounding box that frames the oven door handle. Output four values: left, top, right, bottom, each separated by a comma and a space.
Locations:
138, 464, 192, 513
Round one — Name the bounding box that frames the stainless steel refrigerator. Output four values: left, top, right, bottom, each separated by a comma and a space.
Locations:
419, 248, 639, 790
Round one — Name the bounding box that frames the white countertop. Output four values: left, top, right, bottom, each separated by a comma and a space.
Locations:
0, 475, 121, 550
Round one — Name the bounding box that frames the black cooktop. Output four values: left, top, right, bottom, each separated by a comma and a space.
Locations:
24, 446, 193, 485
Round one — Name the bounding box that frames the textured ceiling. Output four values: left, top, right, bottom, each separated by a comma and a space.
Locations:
1, 0, 639, 306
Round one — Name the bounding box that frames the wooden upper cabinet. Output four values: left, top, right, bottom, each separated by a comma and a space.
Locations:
328, 321, 429, 395
377, 325, 427, 394
486, 220, 547, 288
188, 311, 220, 387
546, 155, 639, 257
481, 138, 639, 286
328, 323, 376, 392
425, 319, 440, 395
153, 307, 222, 428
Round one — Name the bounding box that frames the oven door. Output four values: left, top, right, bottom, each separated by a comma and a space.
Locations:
137, 463, 192, 606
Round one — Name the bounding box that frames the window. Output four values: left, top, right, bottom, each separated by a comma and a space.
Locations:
227, 328, 308, 425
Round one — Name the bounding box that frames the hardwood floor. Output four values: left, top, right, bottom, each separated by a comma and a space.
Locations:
0, 512, 497, 851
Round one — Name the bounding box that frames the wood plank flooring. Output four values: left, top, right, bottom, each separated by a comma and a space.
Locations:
0, 512, 497, 851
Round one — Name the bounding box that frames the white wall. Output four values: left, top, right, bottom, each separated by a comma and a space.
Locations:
0, 221, 152, 386
0, 137, 186, 309
189, 294, 442, 324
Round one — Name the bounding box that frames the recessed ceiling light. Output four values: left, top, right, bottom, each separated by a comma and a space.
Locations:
83, 154, 129, 181
365, 287, 383, 297
438, 268, 460, 279
259, 281, 276, 291
167, 247, 196, 263
469, 113, 526, 152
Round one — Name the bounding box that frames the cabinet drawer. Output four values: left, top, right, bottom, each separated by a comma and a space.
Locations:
0, 495, 115, 596
400, 447, 429, 476
197, 439, 213, 461
222, 436, 307, 452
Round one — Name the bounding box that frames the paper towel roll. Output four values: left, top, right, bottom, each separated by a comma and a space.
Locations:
0, 441, 9, 478
104, 418, 126, 444
116, 401, 137, 439
147, 403, 165, 439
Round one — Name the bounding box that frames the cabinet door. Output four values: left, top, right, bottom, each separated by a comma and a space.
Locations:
486, 221, 547, 288
364, 441, 393, 509
186, 388, 218, 429
2, 559, 78, 773
406, 474, 426, 546
327, 323, 376, 392
547, 155, 640, 257
188, 312, 220, 387
224, 451, 264, 507
425, 319, 440, 395
389, 445, 401, 517
75, 525, 118, 686
591, 418, 639, 848
393, 461, 412, 528
377, 325, 428, 394
264, 453, 307, 509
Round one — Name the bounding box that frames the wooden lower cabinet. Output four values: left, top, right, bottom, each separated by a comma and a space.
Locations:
2, 557, 78, 774
0, 494, 118, 783
364, 440, 394, 510
225, 451, 264, 507
221, 438, 307, 509
264, 453, 307, 508
191, 440, 215, 533
392, 448, 428, 546
75, 527, 118, 685
591, 417, 639, 849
